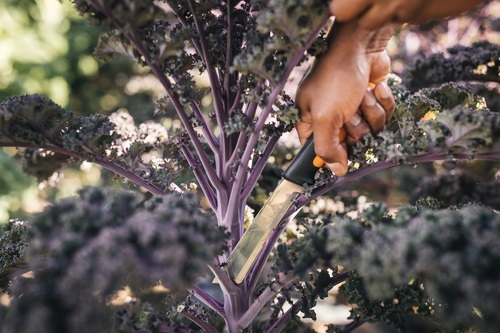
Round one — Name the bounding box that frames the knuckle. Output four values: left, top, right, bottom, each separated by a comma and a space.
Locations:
346, 127, 369, 142
363, 106, 385, 122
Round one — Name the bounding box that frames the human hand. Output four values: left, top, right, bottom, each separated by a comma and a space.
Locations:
295, 22, 396, 176
329, 0, 485, 29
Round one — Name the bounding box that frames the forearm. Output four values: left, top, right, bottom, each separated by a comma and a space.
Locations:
329, 0, 488, 30
410, 0, 487, 24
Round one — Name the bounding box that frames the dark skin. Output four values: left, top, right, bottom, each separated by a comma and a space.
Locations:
330, 0, 486, 30
296, 0, 486, 176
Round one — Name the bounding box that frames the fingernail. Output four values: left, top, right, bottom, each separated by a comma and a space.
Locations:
363, 89, 377, 106
348, 113, 362, 126
374, 82, 390, 99
325, 162, 347, 176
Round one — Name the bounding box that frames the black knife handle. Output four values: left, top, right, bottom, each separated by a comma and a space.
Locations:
283, 136, 323, 186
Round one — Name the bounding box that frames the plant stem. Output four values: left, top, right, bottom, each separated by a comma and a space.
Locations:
241, 134, 280, 199
209, 264, 239, 298
129, 30, 223, 192
191, 286, 225, 317
342, 321, 365, 333
247, 215, 296, 293
230, 14, 330, 227
0, 141, 167, 196
186, 0, 225, 123
89, 0, 224, 195
162, 0, 203, 56
179, 144, 218, 211
189, 101, 219, 154
181, 308, 220, 333
293, 150, 500, 212
224, 1, 235, 111
238, 274, 297, 329
185, 0, 230, 180
264, 299, 302, 333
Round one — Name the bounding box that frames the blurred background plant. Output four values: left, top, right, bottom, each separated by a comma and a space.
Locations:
0, 0, 200, 221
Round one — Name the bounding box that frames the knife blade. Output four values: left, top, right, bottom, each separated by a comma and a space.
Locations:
226, 133, 344, 284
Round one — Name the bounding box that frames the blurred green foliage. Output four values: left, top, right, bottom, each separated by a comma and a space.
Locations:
0, 0, 162, 221
0, 0, 157, 118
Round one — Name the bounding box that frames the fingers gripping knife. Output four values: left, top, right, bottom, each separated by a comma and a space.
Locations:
226, 132, 345, 284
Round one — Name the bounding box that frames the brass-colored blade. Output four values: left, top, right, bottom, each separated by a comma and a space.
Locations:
227, 179, 303, 284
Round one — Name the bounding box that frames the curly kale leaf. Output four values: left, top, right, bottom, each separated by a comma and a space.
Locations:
336, 204, 500, 332
0, 95, 180, 190
349, 83, 499, 168
339, 272, 435, 331
0, 95, 118, 177
3, 186, 227, 333
410, 171, 500, 209
403, 40, 500, 91
256, 0, 327, 46
0, 219, 30, 292
233, 0, 327, 83
94, 29, 139, 62
420, 105, 493, 153
0, 94, 73, 145
275, 203, 500, 331
71, 0, 158, 29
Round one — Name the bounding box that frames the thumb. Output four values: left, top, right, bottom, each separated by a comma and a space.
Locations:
313, 124, 349, 176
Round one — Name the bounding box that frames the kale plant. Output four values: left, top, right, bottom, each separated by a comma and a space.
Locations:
0, 1, 499, 332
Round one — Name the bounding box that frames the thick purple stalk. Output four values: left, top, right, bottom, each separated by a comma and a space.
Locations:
238, 274, 297, 329
230, 15, 330, 216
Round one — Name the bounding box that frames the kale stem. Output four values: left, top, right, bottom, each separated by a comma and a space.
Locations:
185, 0, 227, 144
191, 286, 225, 317
292, 149, 500, 211
247, 215, 296, 292
181, 308, 220, 333
128, 30, 224, 192
86, 0, 224, 195
342, 321, 365, 333
264, 299, 302, 333
0, 141, 168, 196
238, 274, 298, 329
162, 0, 204, 56
189, 101, 219, 154
241, 134, 280, 199
179, 144, 218, 212
224, 1, 235, 112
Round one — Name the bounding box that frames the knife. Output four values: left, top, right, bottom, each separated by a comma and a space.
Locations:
226, 131, 345, 284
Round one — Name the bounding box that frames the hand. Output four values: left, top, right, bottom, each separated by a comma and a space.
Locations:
330, 0, 485, 29
295, 23, 395, 176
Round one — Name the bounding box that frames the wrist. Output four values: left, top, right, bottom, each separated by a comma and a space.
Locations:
365, 23, 401, 53
326, 21, 401, 54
